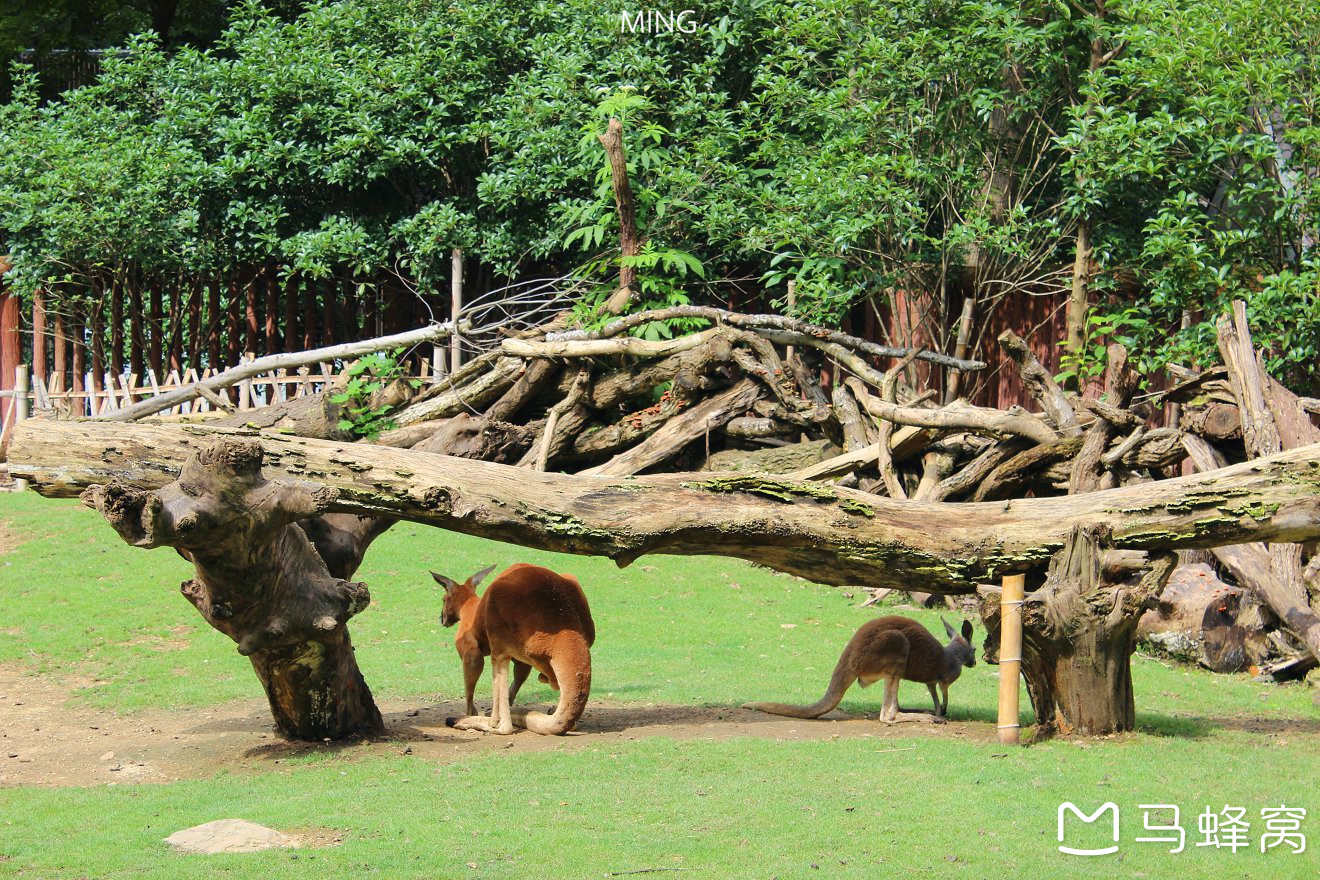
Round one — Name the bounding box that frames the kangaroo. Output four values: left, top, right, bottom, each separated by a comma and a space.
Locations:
432, 562, 595, 735
744, 616, 975, 723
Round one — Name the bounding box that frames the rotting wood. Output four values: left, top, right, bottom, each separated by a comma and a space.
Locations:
557, 305, 986, 372
81, 439, 383, 741
580, 380, 762, 477
844, 377, 1057, 445
998, 330, 1081, 436
1183, 434, 1320, 661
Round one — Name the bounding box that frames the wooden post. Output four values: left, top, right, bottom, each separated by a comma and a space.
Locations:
997, 573, 1025, 745
239, 353, 254, 410
450, 247, 463, 374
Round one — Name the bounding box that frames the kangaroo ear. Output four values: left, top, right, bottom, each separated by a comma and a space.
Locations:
469, 563, 499, 589
961, 619, 974, 641
430, 571, 457, 592
942, 616, 958, 639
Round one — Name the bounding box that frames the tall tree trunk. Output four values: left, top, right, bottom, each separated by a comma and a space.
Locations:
52, 310, 67, 389
206, 278, 221, 371
1064, 219, 1092, 384
245, 271, 260, 358
284, 273, 299, 355
982, 527, 1176, 736
149, 280, 163, 380
31, 290, 46, 384
187, 276, 201, 370
129, 270, 145, 389
303, 276, 317, 350
1063, 22, 1112, 390
226, 276, 241, 370
598, 117, 640, 307
0, 281, 18, 396
323, 280, 337, 347
81, 440, 383, 741
110, 271, 124, 378
265, 269, 280, 355
89, 292, 105, 401
70, 310, 85, 394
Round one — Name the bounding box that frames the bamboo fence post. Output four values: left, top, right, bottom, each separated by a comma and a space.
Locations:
14, 365, 29, 422
997, 573, 1025, 745
450, 247, 463, 374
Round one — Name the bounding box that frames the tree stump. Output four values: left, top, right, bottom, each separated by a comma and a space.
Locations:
81, 439, 384, 741
982, 526, 1176, 737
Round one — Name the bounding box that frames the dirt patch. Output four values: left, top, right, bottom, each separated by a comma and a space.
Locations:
285, 827, 348, 849
0, 665, 993, 788
7, 665, 1316, 789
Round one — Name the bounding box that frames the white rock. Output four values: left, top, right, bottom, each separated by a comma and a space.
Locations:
164, 819, 295, 854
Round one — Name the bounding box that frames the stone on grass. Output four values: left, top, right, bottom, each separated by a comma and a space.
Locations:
164, 819, 295, 854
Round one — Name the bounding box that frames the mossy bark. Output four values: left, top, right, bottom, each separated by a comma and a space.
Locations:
982, 527, 1176, 736
11, 421, 1320, 594
82, 440, 384, 741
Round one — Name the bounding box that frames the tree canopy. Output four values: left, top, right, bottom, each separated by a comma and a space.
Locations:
0, 0, 1316, 387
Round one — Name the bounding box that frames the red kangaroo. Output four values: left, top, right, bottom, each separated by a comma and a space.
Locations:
432, 563, 595, 735
744, 617, 976, 723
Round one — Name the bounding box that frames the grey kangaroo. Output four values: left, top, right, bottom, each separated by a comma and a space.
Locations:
744, 616, 976, 723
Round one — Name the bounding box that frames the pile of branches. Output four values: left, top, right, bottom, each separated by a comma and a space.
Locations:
114, 299, 1320, 679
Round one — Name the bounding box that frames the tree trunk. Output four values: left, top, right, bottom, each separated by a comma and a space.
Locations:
206, 279, 221, 371
1064, 219, 1091, 385
982, 526, 1176, 736
111, 273, 124, 378
598, 117, 640, 299
11, 421, 1320, 594
81, 440, 383, 741
31, 291, 46, 384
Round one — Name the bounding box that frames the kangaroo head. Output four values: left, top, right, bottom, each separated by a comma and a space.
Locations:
432, 564, 497, 627
942, 617, 977, 670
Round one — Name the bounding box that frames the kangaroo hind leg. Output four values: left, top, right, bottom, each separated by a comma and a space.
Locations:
511, 638, 590, 735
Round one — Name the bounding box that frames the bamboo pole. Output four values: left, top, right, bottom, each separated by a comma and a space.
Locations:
450, 247, 464, 374
14, 364, 29, 422
997, 573, 1025, 745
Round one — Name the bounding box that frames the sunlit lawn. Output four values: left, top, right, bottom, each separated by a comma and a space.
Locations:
2, 492, 1317, 879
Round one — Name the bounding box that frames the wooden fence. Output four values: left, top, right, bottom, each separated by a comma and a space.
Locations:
0, 356, 446, 453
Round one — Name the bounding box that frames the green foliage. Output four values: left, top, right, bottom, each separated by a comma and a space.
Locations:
1, 0, 1318, 390
329, 349, 414, 439
1061, 0, 1320, 386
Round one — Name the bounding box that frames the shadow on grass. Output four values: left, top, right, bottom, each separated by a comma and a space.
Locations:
1138, 712, 1320, 738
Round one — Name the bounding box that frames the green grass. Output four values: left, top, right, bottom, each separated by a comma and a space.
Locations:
2, 492, 1319, 879
3, 737, 1318, 879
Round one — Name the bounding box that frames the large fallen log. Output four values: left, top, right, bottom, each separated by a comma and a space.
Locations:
11, 420, 1320, 594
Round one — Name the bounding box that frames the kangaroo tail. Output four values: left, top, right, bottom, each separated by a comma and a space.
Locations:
742, 654, 856, 719
512, 640, 591, 735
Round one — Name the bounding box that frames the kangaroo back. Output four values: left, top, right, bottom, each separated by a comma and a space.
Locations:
744, 615, 976, 721
482, 563, 595, 648
479, 563, 594, 735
